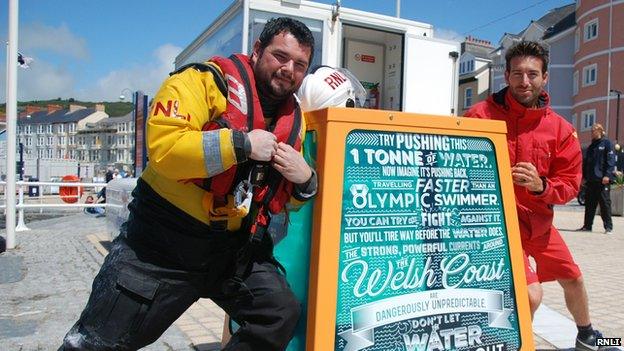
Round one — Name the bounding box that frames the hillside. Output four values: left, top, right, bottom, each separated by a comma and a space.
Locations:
0, 98, 134, 117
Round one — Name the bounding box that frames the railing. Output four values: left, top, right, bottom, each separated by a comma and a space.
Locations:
1, 181, 108, 231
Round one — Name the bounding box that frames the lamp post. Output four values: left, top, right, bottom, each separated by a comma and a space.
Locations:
611, 89, 622, 146
119, 88, 134, 102
611, 89, 622, 172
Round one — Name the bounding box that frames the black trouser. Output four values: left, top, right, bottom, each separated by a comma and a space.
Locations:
583, 181, 613, 231
59, 187, 300, 350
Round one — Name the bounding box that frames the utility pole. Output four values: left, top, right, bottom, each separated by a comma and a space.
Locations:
18, 142, 24, 181
611, 89, 621, 146
5, 0, 19, 249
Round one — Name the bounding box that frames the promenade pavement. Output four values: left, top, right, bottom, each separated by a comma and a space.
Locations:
0, 203, 622, 350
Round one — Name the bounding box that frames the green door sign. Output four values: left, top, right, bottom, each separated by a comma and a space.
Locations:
335, 130, 521, 351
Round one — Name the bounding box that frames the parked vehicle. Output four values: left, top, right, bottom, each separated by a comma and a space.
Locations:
175, 0, 460, 116
577, 182, 586, 206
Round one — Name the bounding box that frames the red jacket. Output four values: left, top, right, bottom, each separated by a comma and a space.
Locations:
464, 88, 582, 239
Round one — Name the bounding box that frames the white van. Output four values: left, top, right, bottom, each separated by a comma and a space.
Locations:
175, 0, 461, 116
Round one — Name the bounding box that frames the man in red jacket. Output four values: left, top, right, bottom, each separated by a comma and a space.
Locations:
465, 41, 604, 350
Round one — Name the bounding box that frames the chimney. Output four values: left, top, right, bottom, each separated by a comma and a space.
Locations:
18, 105, 40, 118
47, 104, 63, 114
95, 103, 106, 112
69, 104, 86, 113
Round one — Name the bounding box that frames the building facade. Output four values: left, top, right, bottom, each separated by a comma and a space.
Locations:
17, 104, 107, 161
458, 36, 494, 115
80, 112, 136, 174
12, 104, 136, 180
573, 0, 624, 146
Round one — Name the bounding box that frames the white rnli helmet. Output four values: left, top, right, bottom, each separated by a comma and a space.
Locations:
297, 66, 366, 112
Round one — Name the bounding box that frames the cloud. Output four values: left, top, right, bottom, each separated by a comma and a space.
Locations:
74, 43, 182, 102
0, 43, 181, 103
0, 59, 75, 102
20, 22, 89, 60
434, 27, 463, 42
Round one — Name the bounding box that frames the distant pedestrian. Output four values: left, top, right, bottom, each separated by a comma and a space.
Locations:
464, 40, 607, 350
105, 168, 114, 183
578, 123, 615, 234
98, 168, 115, 201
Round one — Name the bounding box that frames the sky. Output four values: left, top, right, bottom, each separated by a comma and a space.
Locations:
0, 0, 574, 103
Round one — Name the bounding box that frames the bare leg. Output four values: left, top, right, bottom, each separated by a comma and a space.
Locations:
527, 282, 543, 319
558, 277, 591, 326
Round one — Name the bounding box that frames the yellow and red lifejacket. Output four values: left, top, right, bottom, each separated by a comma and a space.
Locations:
197, 54, 302, 215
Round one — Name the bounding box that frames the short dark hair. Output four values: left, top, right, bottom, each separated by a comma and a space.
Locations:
258, 17, 315, 64
505, 41, 549, 74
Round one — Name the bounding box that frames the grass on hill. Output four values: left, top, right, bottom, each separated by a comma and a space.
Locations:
0, 98, 134, 117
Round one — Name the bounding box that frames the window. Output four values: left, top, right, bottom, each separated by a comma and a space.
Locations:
57, 150, 63, 159
69, 123, 76, 133
25, 125, 32, 134
38, 137, 44, 146
459, 60, 475, 75
464, 88, 473, 108
573, 71, 579, 95
47, 137, 54, 145
47, 125, 53, 134
70, 150, 76, 159
26, 137, 32, 146
584, 19, 598, 42
58, 124, 65, 133
17, 126, 21, 134
581, 109, 596, 131
38, 149, 45, 158
69, 136, 75, 145
107, 135, 114, 145
582, 64, 597, 87
37, 125, 44, 133
58, 136, 66, 145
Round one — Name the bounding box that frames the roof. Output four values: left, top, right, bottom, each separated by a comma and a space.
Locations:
533, 3, 575, 32
543, 10, 576, 40
459, 64, 490, 81
462, 43, 494, 60
18, 108, 98, 125
466, 47, 492, 60
98, 112, 133, 125
496, 3, 575, 48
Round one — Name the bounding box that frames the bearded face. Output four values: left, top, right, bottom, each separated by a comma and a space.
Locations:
252, 32, 311, 102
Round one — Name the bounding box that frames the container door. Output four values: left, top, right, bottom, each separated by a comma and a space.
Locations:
342, 24, 403, 111
403, 34, 460, 115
